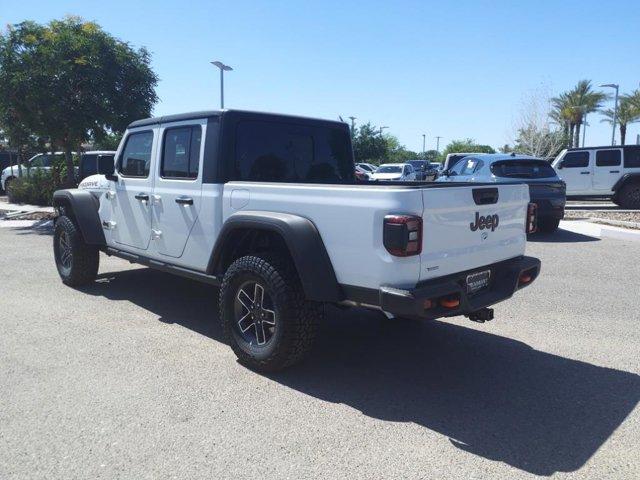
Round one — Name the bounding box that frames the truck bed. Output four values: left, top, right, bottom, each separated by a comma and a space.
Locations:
221, 181, 531, 290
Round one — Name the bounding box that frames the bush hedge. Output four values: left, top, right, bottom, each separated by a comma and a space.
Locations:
5, 156, 74, 206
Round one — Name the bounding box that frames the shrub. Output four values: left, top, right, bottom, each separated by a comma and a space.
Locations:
6, 169, 59, 206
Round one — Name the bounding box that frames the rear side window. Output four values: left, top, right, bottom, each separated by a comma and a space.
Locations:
491, 160, 556, 179
161, 126, 202, 179
595, 150, 621, 167
119, 131, 154, 177
624, 147, 640, 168
562, 151, 589, 168
453, 158, 483, 176
234, 121, 353, 183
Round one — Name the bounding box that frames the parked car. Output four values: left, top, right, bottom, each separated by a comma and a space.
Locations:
1, 152, 72, 191
370, 163, 417, 181
78, 151, 116, 181
51, 109, 539, 371
356, 162, 377, 173
438, 154, 566, 232
551, 145, 640, 208
355, 165, 371, 181
0, 150, 17, 192
405, 160, 430, 180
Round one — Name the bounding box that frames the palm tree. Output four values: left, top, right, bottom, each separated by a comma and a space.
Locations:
550, 93, 574, 147
552, 80, 608, 148
601, 96, 640, 145
567, 80, 607, 147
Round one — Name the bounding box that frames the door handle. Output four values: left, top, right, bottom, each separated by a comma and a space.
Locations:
134, 193, 149, 201
175, 196, 193, 206
610, 170, 620, 173
580, 172, 590, 175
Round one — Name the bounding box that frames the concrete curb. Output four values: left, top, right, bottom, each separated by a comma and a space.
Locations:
560, 220, 640, 242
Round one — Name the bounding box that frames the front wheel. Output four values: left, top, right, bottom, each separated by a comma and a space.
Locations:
53, 215, 99, 286
219, 254, 321, 372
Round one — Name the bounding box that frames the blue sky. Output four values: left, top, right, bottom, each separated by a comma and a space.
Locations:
1, 0, 639, 151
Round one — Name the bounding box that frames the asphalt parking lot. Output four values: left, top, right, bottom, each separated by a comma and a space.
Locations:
1, 225, 639, 479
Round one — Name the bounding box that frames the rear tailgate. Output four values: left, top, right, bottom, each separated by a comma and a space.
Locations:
420, 183, 529, 282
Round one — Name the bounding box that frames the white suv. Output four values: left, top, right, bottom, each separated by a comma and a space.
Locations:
552, 146, 640, 208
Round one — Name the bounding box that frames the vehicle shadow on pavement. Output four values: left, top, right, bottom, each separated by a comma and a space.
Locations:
84, 268, 639, 477
528, 229, 599, 243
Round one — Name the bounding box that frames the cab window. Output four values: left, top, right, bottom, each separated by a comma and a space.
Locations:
562, 151, 589, 168
118, 131, 154, 177
234, 120, 353, 183
161, 126, 202, 179
595, 150, 621, 167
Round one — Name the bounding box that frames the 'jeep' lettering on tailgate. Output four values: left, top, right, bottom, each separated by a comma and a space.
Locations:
470, 212, 499, 232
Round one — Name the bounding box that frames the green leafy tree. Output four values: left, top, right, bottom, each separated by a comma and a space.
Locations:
440, 138, 495, 162
91, 131, 122, 151
600, 96, 640, 145
424, 150, 439, 162
352, 122, 389, 163
0, 17, 158, 185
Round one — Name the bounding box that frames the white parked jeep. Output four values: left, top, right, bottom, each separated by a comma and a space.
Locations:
52, 110, 540, 371
552, 145, 640, 208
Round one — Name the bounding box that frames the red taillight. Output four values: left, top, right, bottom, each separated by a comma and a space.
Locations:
526, 203, 537, 234
383, 214, 423, 257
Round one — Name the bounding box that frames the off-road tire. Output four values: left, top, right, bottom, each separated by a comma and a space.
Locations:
617, 182, 640, 209
53, 215, 99, 287
219, 253, 321, 372
538, 217, 560, 233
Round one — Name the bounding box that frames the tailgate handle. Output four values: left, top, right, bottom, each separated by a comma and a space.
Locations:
472, 188, 499, 205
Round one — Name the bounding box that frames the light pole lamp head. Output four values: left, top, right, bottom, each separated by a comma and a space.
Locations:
599, 83, 618, 89
211, 61, 233, 71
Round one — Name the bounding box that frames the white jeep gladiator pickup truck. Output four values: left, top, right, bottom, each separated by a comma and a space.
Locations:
52, 109, 540, 371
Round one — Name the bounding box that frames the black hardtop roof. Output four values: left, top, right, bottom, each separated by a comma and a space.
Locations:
567, 145, 640, 151
127, 109, 348, 129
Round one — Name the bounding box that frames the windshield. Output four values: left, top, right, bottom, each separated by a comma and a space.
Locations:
490, 160, 556, 179
377, 165, 402, 173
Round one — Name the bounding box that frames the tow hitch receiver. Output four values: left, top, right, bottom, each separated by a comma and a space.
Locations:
466, 308, 494, 323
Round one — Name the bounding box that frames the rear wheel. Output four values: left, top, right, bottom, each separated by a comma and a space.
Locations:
538, 217, 560, 233
53, 215, 99, 286
617, 182, 640, 209
219, 253, 321, 372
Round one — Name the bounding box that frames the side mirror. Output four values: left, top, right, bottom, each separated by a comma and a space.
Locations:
98, 155, 117, 181
556, 161, 563, 170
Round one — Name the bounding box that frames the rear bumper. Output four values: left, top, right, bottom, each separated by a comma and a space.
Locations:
344, 256, 540, 320
531, 194, 566, 220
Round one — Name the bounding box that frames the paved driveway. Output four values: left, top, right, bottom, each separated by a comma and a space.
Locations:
1, 225, 638, 479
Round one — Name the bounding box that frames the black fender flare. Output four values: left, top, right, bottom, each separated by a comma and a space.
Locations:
52, 189, 106, 246
613, 173, 640, 192
208, 211, 342, 302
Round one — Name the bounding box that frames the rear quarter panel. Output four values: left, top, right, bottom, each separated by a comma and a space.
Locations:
222, 182, 424, 289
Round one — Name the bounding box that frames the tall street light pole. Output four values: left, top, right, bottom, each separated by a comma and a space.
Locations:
380, 126, 389, 136
435, 136, 442, 152
422, 134, 426, 155
582, 112, 588, 148
211, 60, 233, 109
600, 83, 619, 145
